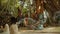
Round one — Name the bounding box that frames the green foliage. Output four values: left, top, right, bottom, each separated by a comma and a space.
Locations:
0, 0, 20, 18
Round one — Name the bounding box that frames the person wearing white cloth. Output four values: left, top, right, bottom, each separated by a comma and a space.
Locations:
10, 17, 20, 34
0, 24, 20, 34
10, 24, 20, 34
0, 24, 10, 34
0, 17, 20, 34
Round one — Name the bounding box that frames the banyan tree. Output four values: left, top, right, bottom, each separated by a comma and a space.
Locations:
0, 0, 19, 17
0, 0, 19, 26
44, 0, 60, 26
0, 0, 60, 30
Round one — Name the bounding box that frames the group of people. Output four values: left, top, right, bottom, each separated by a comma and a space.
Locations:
0, 16, 20, 34
0, 24, 20, 34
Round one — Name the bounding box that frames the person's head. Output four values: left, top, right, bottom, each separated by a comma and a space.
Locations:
10, 17, 17, 24
25, 13, 28, 18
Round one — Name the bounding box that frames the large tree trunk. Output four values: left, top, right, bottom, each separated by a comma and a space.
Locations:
44, 0, 60, 26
